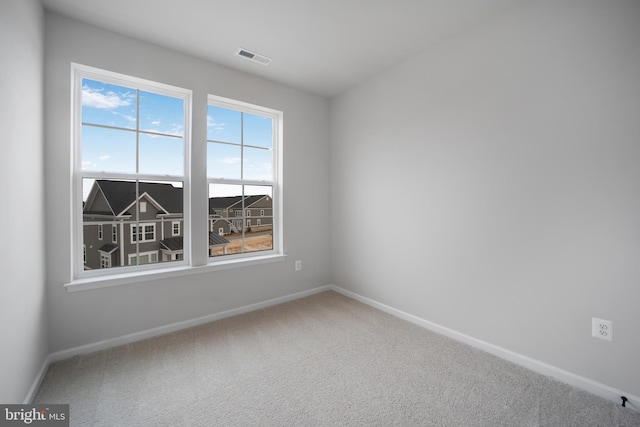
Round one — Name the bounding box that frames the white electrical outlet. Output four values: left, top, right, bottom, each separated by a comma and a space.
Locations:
592, 317, 613, 342
295, 260, 302, 271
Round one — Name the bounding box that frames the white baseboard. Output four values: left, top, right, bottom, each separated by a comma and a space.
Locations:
27, 285, 332, 402
29, 283, 638, 412
48, 285, 332, 364
327, 284, 639, 412
23, 355, 51, 404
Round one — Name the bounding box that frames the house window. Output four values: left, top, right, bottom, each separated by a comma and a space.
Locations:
128, 251, 158, 266
131, 223, 156, 243
73, 64, 190, 278
219, 227, 224, 236
260, 210, 264, 216
100, 253, 111, 268
71, 65, 282, 286
207, 95, 281, 259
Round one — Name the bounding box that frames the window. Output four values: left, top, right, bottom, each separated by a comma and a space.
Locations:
128, 251, 158, 266
73, 64, 190, 278
100, 253, 111, 268
131, 223, 156, 243
71, 65, 282, 286
207, 95, 281, 259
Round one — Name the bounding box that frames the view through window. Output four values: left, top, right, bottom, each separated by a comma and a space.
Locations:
207, 98, 278, 258
75, 65, 190, 275
73, 65, 282, 282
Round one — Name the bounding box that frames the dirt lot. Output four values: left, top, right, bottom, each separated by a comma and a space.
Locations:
211, 232, 273, 256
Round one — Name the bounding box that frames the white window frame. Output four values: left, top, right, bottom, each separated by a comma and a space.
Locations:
172, 221, 181, 236
71, 64, 191, 282
128, 250, 158, 266
66, 66, 285, 291
131, 223, 156, 244
112, 224, 117, 243
99, 253, 111, 269
207, 94, 283, 264
97, 224, 103, 241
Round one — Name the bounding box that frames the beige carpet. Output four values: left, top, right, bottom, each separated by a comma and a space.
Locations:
35, 291, 640, 426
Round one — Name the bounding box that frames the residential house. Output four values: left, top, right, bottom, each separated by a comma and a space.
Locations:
208, 194, 273, 235
83, 180, 231, 269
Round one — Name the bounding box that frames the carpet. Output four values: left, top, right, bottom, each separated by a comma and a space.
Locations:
34, 291, 640, 426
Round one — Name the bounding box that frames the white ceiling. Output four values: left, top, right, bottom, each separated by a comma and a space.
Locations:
40, 0, 524, 98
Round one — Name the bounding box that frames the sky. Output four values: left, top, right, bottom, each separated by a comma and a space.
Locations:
81, 78, 274, 200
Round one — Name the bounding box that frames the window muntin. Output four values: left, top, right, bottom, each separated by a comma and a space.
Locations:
207, 95, 280, 261
131, 223, 156, 243
73, 64, 190, 278
71, 65, 282, 284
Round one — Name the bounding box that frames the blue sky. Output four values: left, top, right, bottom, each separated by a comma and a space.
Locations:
81, 79, 274, 199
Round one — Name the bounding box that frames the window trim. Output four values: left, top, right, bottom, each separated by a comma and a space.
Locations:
128, 250, 159, 266
67, 65, 284, 290
172, 221, 181, 236
71, 63, 192, 282
206, 94, 283, 264
130, 223, 157, 244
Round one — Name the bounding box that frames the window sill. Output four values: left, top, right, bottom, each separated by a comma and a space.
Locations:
64, 254, 287, 292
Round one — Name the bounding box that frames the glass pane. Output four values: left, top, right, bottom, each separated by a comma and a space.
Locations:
243, 113, 272, 149
207, 142, 241, 179
82, 78, 137, 129
82, 178, 184, 270
244, 185, 273, 254
139, 134, 184, 176
208, 184, 242, 257
139, 91, 184, 137
82, 125, 136, 173
243, 146, 272, 181
207, 105, 240, 143
208, 184, 273, 258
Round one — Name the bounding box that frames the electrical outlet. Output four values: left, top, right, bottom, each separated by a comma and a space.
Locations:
295, 260, 302, 271
592, 317, 613, 342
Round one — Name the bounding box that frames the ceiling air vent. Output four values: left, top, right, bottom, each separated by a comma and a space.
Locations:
236, 48, 271, 66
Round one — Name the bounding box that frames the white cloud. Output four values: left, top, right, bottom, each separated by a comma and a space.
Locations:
207, 115, 225, 128
218, 157, 241, 164
82, 86, 131, 109
98, 155, 111, 160
151, 120, 161, 126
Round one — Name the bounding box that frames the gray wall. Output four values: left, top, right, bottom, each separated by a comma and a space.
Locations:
44, 12, 331, 352
331, 0, 640, 397
0, 0, 48, 402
